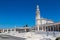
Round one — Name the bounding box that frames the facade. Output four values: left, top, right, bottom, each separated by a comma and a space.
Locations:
35, 5, 60, 31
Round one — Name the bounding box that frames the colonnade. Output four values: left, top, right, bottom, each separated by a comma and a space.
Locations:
1, 27, 30, 33
2, 28, 16, 33
45, 24, 60, 31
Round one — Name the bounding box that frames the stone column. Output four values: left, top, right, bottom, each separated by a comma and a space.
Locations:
45, 26, 46, 31
53, 25, 55, 37
53, 26, 54, 31
58, 24, 59, 32
42, 26, 43, 31
46, 26, 49, 36
3, 29, 4, 33
10, 29, 12, 32
25, 28, 27, 32
14, 26, 16, 32
50, 26, 51, 31
55, 25, 56, 31
14, 28, 16, 32
37, 25, 40, 31
47, 27, 48, 31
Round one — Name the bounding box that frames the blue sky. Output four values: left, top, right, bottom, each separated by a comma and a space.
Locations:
0, 0, 60, 28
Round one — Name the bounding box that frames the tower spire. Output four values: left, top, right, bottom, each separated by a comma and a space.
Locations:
36, 5, 41, 19
37, 5, 39, 11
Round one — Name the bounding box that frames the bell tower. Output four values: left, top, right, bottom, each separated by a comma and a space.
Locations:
36, 5, 41, 31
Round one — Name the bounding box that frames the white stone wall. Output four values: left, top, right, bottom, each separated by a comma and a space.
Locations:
40, 19, 54, 25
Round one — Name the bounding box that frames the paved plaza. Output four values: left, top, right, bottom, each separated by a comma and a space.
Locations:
0, 35, 26, 40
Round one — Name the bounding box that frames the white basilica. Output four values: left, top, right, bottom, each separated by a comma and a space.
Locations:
0, 5, 60, 33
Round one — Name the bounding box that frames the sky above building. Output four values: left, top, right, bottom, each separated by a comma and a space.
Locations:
0, 0, 60, 28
